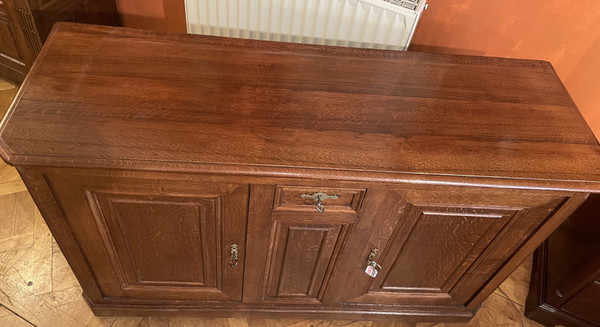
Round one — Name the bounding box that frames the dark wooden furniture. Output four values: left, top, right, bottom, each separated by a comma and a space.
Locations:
0, 0, 118, 82
1, 23, 600, 322
526, 194, 600, 327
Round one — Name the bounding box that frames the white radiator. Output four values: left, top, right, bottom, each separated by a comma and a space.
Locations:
184, 0, 427, 51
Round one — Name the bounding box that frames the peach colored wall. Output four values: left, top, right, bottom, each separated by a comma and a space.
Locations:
115, 0, 186, 33
410, 0, 600, 137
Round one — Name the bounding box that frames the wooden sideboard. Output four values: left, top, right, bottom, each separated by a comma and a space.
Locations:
0, 0, 118, 82
1, 23, 600, 322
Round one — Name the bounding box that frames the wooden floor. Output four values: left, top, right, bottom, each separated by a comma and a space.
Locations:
0, 77, 545, 326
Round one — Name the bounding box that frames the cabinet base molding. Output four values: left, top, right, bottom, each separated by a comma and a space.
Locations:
84, 297, 475, 322
0, 65, 26, 83
526, 304, 596, 327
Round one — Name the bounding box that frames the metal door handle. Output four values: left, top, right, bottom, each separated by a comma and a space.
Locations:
230, 244, 239, 267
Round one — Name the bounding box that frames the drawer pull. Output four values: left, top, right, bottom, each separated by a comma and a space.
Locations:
300, 192, 339, 212
230, 244, 239, 267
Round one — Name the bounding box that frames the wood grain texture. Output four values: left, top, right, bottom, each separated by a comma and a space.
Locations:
94, 193, 214, 286
267, 225, 338, 299
330, 186, 573, 308
243, 184, 277, 304
1, 25, 597, 322
261, 184, 367, 305
379, 208, 511, 291
0, 154, 546, 326
42, 169, 249, 302
265, 223, 344, 303
12, 165, 578, 321
1, 23, 600, 191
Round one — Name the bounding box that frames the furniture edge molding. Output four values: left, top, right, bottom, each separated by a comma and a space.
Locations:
83, 295, 475, 322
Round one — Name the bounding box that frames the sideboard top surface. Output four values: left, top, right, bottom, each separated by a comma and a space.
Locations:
1, 23, 600, 190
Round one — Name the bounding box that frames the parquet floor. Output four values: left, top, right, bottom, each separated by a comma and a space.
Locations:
0, 77, 545, 326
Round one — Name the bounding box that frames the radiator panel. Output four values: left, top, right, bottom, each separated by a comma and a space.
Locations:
185, 0, 426, 50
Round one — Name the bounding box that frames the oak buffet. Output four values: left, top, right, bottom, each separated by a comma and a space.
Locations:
1, 23, 599, 322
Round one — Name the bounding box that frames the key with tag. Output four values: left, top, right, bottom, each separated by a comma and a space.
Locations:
364, 261, 382, 278
365, 248, 382, 278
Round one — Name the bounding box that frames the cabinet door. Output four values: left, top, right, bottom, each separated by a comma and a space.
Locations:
244, 185, 366, 304
44, 169, 248, 303
561, 281, 600, 325
0, 0, 40, 81
327, 186, 571, 307
0, 0, 38, 81
27, 0, 119, 41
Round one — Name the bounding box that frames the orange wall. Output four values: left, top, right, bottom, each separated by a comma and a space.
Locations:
115, 0, 186, 33
410, 0, 600, 137
114, 0, 600, 137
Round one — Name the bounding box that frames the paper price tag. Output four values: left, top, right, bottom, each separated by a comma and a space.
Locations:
365, 265, 378, 278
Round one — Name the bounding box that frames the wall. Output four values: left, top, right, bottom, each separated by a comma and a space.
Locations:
115, 0, 186, 33
410, 0, 600, 137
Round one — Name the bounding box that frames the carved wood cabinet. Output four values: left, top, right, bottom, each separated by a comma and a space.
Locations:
1, 23, 600, 322
0, 0, 118, 82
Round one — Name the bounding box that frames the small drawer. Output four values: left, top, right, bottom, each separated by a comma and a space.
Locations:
273, 185, 366, 213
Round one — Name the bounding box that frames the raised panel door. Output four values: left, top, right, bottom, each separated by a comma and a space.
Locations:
29, 0, 119, 41
91, 192, 221, 289
43, 169, 248, 303
352, 203, 521, 306
0, 1, 23, 62
263, 221, 347, 302
247, 185, 366, 304
0, 0, 35, 80
326, 186, 571, 307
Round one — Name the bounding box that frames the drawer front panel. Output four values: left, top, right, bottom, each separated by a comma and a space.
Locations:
44, 169, 248, 303
274, 185, 365, 213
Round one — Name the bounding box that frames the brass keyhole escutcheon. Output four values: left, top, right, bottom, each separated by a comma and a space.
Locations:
300, 192, 339, 213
